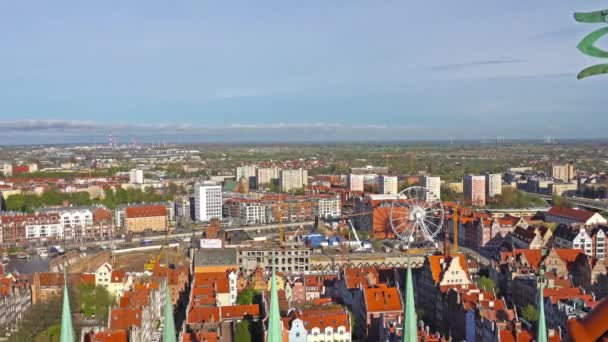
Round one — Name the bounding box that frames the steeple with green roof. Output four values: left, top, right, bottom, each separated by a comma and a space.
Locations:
267, 254, 282, 342
403, 258, 417, 342
60, 271, 74, 342
537, 269, 547, 342
162, 279, 177, 342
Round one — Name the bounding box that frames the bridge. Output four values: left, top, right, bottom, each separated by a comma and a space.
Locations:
524, 191, 608, 211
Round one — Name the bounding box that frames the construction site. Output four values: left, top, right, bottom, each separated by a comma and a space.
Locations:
64, 244, 189, 273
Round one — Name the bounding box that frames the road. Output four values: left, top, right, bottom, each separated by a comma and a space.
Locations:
524, 191, 608, 211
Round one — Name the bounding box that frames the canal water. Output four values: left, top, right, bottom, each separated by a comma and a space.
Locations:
4, 255, 50, 274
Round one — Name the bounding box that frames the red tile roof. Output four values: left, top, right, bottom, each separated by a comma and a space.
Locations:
554, 249, 585, 264
428, 253, 469, 285
512, 249, 543, 270
84, 329, 128, 342
186, 305, 260, 324
109, 308, 142, 329
343, 268, 378, 289
364, 286, 402, 313
111, 270, 126, 283
119, 289, 149, 308
547, 206, 596, 222
126, 205, 166, 218
544, 287, 592, 304
299, 311, 350, 332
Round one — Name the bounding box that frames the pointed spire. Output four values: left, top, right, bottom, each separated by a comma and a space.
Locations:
60, 270, 74, 342
267, 252, 282, 342
162, 279, 177, 342
537, 269, 547, 342
403, 257, 417, 342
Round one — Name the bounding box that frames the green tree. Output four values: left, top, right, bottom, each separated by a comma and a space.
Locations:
237, 287, 260, 305
115, 188, 128, 205
477, 276, 496, 292
522, 304, 539, 323
6, 193, 26, 212
552, 195, 572, 208
234, 320, 252, 342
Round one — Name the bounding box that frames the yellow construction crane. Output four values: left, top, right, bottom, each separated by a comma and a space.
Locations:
274, 194, 286, 247
144, 245, 164, 271
453, 208, 459, 255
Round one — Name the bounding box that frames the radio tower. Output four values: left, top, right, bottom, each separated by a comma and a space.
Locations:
108, 131, 114, 148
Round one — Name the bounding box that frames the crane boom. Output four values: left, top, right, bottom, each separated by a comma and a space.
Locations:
347, 219, 362, 249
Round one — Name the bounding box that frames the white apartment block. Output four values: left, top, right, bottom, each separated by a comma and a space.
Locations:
317, 197, 341, 218
379, 175, 398, 195
280, 168, 308, 192
256, 167, 280, 188
421, 175, 441, 201
26, 221, 63, 240
485, 173, 502, 198
347, 174, 364, 192
129, 169, 144, 184
236, 165, 257, 182
194, 181, 223, 222
363, 174, 379, 185
35, 207, 93, 240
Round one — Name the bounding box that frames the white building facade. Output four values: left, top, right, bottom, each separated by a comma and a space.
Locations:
379, 175, 398, 195
421, 175, 441, 200
194, 181, 223, 222
485, 173, 502, 198
280, 169, 308, 192
129, 169, 144, 184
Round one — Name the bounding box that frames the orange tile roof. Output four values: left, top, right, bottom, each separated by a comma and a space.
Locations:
343, 268, 378, 289
186, 305, 259, 323
85, 329, 128, 342
126, 205, 166, 218
512, 249, 543, 270
300, 311, 350, 332
182, 332, 219, 342
111, 270, 126, 283
544, 287, 592, 304
119, 289, 149, 308
109, 308, 142, 330
364, 286, 402, 313
220, 304, 260, 319
554, 249, 584, 264
427, 253, 469, 285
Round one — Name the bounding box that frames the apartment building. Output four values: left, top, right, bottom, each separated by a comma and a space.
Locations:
551, 162, 575, 183
378, 175, 398, 195
125, 205, 167, 233
256, 167, 280, 189
464, 175, 486, 207
237, 247, 311, 274
485, 173, 502, 198
129, 169, 144, 184
347, 174, 365, 192
194, 181, 222, 222
0, 213, 63, 244
421, 175, 441, 200
280, 168, 308, 192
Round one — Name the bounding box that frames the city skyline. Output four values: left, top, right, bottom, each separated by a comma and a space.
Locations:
1, 1, 605, 144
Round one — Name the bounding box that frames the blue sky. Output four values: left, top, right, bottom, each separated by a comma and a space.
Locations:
0, 1, 606, 143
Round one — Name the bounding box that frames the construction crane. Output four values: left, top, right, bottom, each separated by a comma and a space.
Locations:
453, 207, 459, 255
274, 194, 286, 247
144, 245, 164, 271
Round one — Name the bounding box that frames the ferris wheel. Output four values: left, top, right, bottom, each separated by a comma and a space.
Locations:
389, 186, 445, 248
